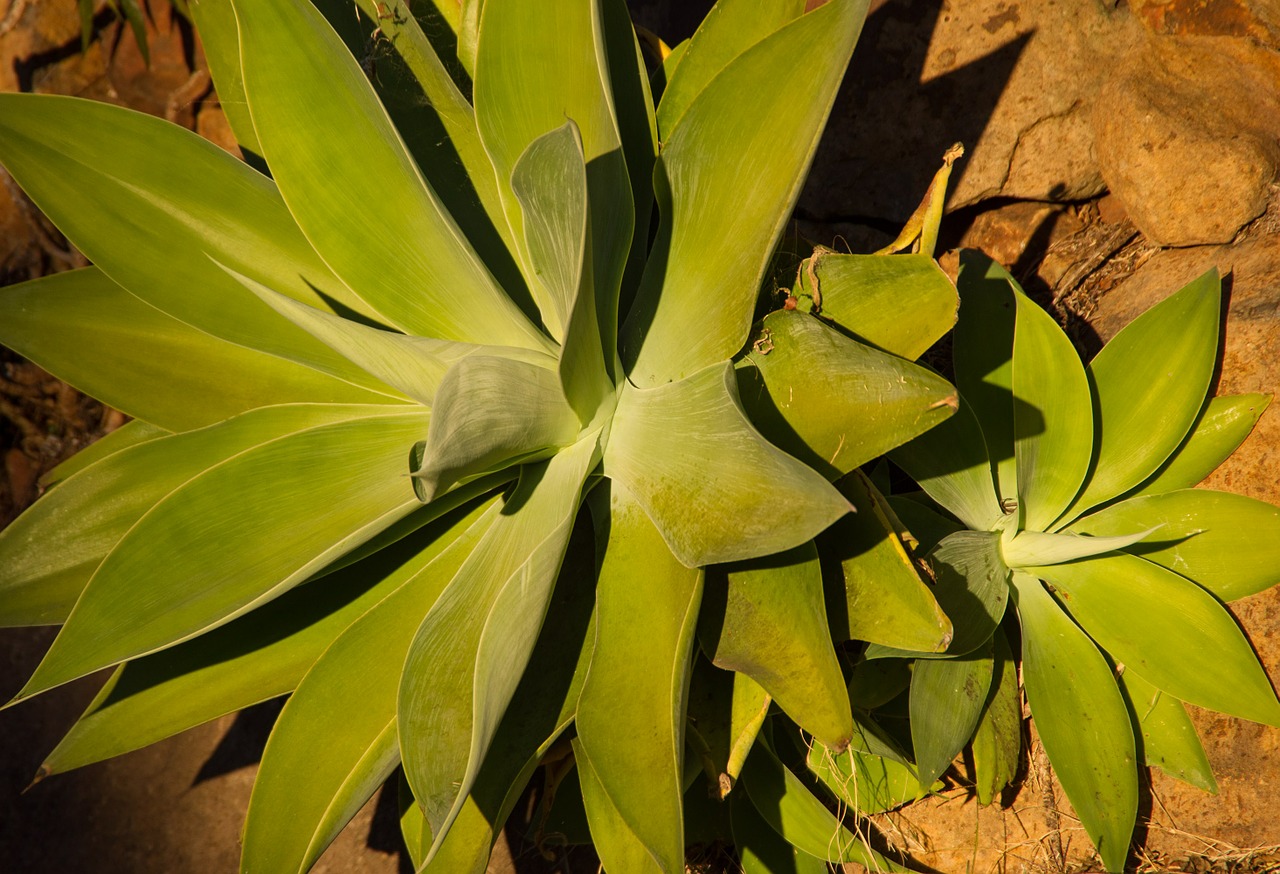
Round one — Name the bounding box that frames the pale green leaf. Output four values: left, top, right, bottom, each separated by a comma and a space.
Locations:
14, 407, 429, 699
655, 0, 806, 136
819, 471, 951, 652
736, 310, 957, 480
0, 93, 400, 386
1012, 287, 1092, 531
575, 480, 703, 874
187, 0, 261, 156
605, 360, 850, 567
1116, 670, 1217, 794
0, 404, 390, 629
399, 776, 430, 871
1000, 528, 1159, 568
796, 252, 958, 361
730, 787, 827, 874
1129, 394, 1271, 497
423, 522, 597, 874
910, 640, 995, 786
410, 356, 580, 502
890, 394, 1004, 532
510, 122, 613, 421
1011, 571, 1136, 874
220, 263, 552, 408
1031, 553, 1280, 726
701, 543, 853, 750
0, 268, 405, 431
805, 722, 932, 816
1066, 270, 1221, 520
621, 0, 869, 386
40, 498, 492, 776
399, 437, 598, 856
474, 0, 633, 358
971, 627, 1021, 805
740, 739, 907, 870
231, 0, 549, 350
953, 251, 1017, 505
40, 420, 168, 490
241, 496, 495, 874
1071, 489, 1280, 602
866, 530, 1008, 661
686, 661, 772, 798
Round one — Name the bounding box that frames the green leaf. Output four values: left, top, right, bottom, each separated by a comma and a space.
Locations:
687, 664, 771, 797
740, 738, 907, 870
866, 531, 1008, 661
241, 496, 497, 874
700, 543, 853, 750
605, 360, 850, 567
622, 0, 869, 386
14, 406, 429, 699
40, 419, 168, 490
0, 93, 401, 386
890, 394, 1004, 532
410, 356, 580, 502
231, 0, 549, 351
221, 263, 556, 409
1066, 270, 1221, 520
730, 787, 828, 874
1012, 286, 1092, 531
187, 0, 261, 156
805, 723, 932, 816
886, 494, 964, 554
1031, 553, 1280, 726
971, 627, 1021, 805
510, 122, 613, 421
473, 0, 633, 359
655, 0, 806, 137
1129, 394, 1271, 496
953, 251, 1017, 505
424, 521, 598, 874
399, 775, 430, 871
399, 436, 598, 857
797, 253, 958, 361
0, 268, 406, 432
999, 527, 1159, 568
575, 480, 703, 874
1010, 571, 1136, 874
1071, 489, 1280, 601
819, 472, 951, 652
911, 640, 995, 786
736, 310, 958, 480
41, 497, 495, 776
1116, 670, 1217, 794
0, 405, 390, 628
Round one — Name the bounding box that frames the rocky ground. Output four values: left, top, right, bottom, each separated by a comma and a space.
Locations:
2, 0, 1279, 872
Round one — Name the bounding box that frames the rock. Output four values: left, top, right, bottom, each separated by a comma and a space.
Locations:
801, 0, 1135, 230
1091, 50, 1279, 247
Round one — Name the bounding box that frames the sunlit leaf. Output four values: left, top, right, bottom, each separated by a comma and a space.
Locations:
730, 787, 827, 874
1129, 394, 1270, 497
40, 420, 168, 490
1031, 553, 1280, 726
605, 360, 849, 567
1117, 670, 1217, 794
575, 481, 703, 874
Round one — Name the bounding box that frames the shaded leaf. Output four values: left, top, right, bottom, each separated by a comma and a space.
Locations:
971, 626, 1022, 805
886, 494, 964, 554
910, 640, 995, 786
805, 723, 931, 816
605, 360, 849, 568
686, 659, 771, 797
731, 786, 827, 874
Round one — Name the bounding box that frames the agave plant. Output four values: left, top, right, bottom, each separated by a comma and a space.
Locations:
0, 0, 971, 870
876, 251, 1280, 872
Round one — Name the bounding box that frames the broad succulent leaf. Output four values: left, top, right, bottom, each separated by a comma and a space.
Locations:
970, 627, 1021, 805
910, 641, 995, 786
575, 481, 703, 874
700, 543, 854, 750
686, 662, 771, 797
1064, 270, 1221, 520
187, 0, 260, 155
1117, 670, 1217, 794
232, 0, 550, 350
39, 419, 169, 489
14, 406, 430, 700
622, 0, 869, 385
604, 361, 850, 568
1129, 393, 1271, 496
1072, 489, 1280, 601
805, 723, 931, 816
736, 310, 958, 480
730, 788, 827, 874
1011, 572, 1137, 874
